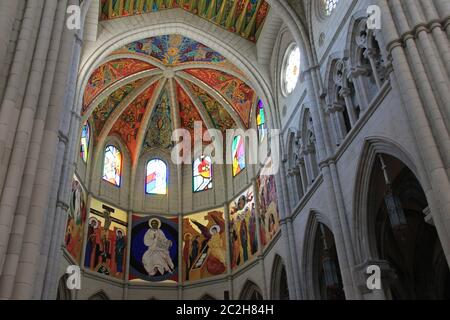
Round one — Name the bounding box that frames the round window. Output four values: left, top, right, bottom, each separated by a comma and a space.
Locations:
282, 45, 301, 96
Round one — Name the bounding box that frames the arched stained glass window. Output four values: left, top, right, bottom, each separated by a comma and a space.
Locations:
103, 145, 122, 187
256, 99, 267, 142
80, 122, 90, 163
146, 159, 167, 195
193, 155, 213, 192
282, 45, 301, 96
232, 136, 245, 177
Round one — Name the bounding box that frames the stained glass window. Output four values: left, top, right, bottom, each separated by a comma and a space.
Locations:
232, 136, 246, 177
103, 145, 122, 187
322, 0, 339, 16
80, 122, 90, 163
146, 159, 167, 195
282, 46, 301, 95
256, 99, 267, 142
193, 156, 213, 192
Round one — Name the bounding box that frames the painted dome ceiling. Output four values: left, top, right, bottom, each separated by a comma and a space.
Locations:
99, 0, 270, 42
82, 34, 258, 161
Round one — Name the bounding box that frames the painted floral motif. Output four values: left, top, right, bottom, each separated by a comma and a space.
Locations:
100, 0, 270, 42
184, 68, 254, 127
83, 59, 154, 112
114, 35, 226, 66
92, 78, 148, 136
143, 87, 173, 151
183, 80, 236, 134
110, 81, 159, 160
177, 83, 208, 145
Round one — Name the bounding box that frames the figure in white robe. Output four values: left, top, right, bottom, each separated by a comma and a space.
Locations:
142, 218, 174, 276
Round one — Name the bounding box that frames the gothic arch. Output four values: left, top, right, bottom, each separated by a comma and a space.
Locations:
239, 280, 264, 300
267, 0, 314, 67
352, 136, 428, 263
302, 210, 333, 299
353, 137, 450, 299
323, 52, 344, 90
270, 255, 290, 300
56, 275, 72, 300
92, 134, 132, 190
199, 294, 216, 300
88, 290, 110, 300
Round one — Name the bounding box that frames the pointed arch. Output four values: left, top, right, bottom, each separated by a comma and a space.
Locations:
239, 280, 263, 300
352, 137, 427, 263
145, 159, 168, 195
80, 121, 91, 163
193, 155, 213, 192
302, 210, 333, 299
56, 275, 72, 300
102, 144, 123, 187
270, 255, 290, 300
232, 135, 246, 177
199, 294, 216, 300
88, 290, 110, 300
353, 137, 450, 299
256, 98, 267, 143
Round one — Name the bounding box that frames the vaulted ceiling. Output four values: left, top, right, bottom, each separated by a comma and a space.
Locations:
99, 0, 270, 42
82, 34, 259, 162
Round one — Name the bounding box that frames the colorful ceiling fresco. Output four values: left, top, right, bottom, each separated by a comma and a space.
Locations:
99, 0, 270, 43
176, 83, 209, 145
92, 78, 149, 136
182, 79, 236, 134
83, 58, 155, 112
184, 68, 255, 127
143, 87, 174, 151
110, 82, 159, 159
113, 35, 226, 66
83, 34, 259, 160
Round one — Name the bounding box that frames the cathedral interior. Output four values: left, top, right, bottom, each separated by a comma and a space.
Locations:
0, 0, 449, 301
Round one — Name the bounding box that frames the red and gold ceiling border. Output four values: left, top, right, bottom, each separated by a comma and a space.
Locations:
99, 0, 270, 42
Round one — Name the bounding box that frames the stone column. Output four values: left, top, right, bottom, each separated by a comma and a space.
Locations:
339, 87, 358, 126
223, 202, 233, 299
10, 0, 79, 299
379, 0, 450, 266
348, 67, 370, 111
365, 48, 383, 89
0, 0, 45, 276
123, 210, 132, 300
0, 1, 20, 70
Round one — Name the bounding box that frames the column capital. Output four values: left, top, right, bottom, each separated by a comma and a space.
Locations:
339, 87, 352, 98
349, 66, 371, 78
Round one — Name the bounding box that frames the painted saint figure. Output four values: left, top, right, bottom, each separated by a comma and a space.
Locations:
249, 204, 258, 255
115, 229, 126, 275
142, 218, 174, 276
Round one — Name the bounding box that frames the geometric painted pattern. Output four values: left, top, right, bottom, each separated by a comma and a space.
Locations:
143, 87, 174, 152
177, 83, 208, 145
113, 34, 226, 66
83, 58, 155, 112
100, 0, 270, 43
110, 82, 159, 160
92, 78, 148, 136
182, 79, 236, 134
184, 68, 255, 127
84, 34, 258, 158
